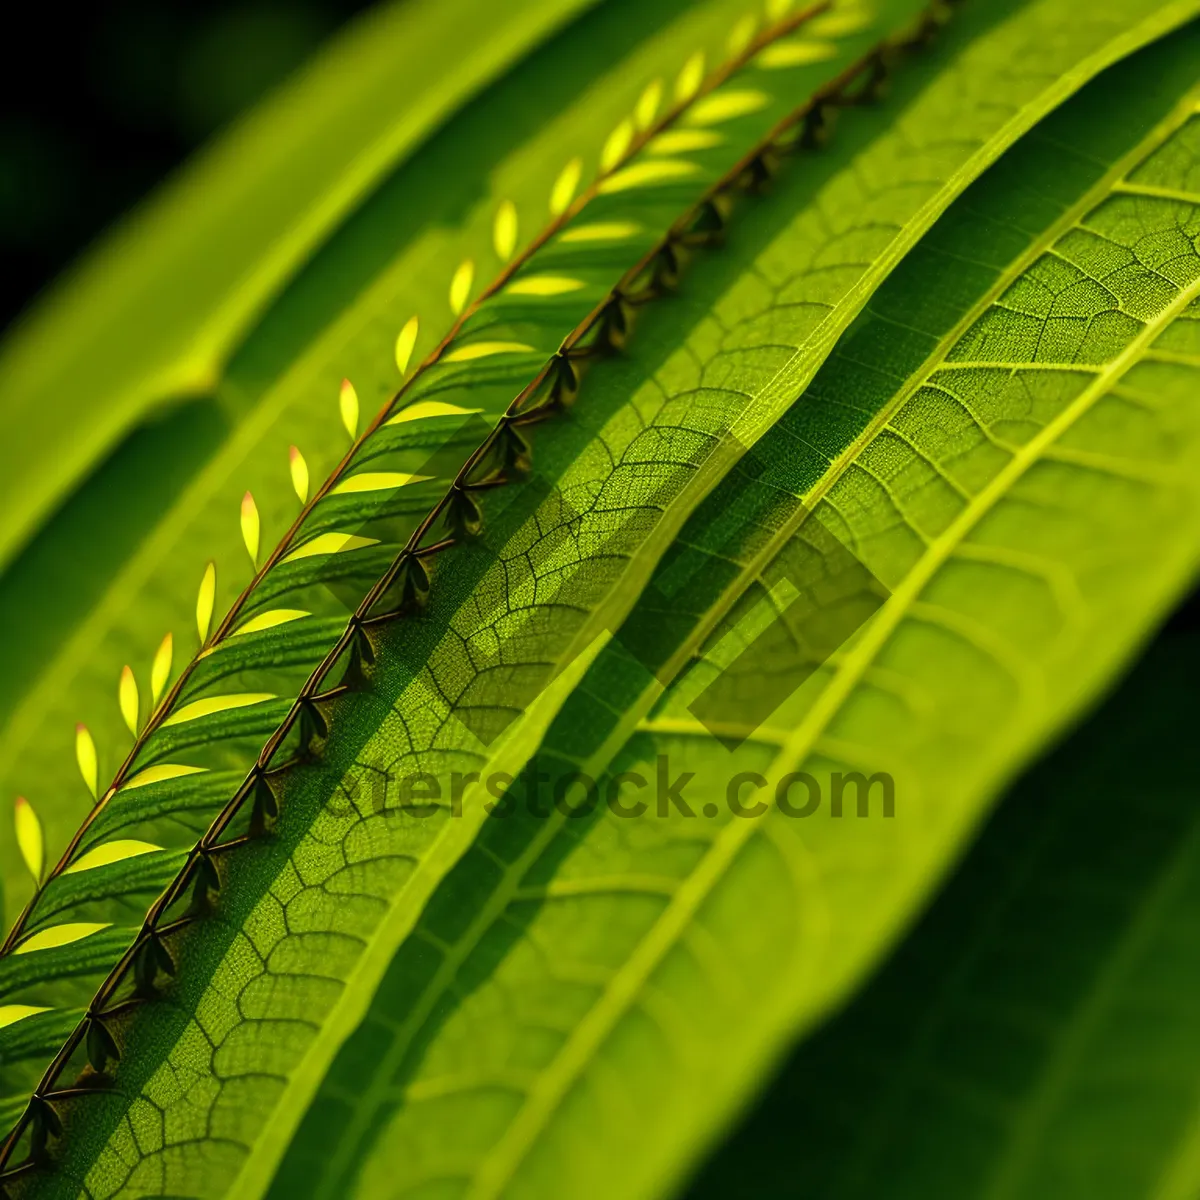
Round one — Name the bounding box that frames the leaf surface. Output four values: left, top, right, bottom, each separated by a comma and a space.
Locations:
27, 5, 1200, 1198
0, 0, 932, 1170
264, 24, 1200, 1200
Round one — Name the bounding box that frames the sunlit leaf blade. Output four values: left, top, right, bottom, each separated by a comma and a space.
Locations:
265, 26, 1200, 1200
288, 446, 309, 505
117, 667, 139, 738
550, 158, 584, 216
195, 562, 216, 645
150, 634, 173, 707
600, 118, 636, 171
12, 799, 41, 887
675, 50, 707, 102
635, 78, 662, 129
393, 316, 420, 378
449, 260, 476, 316
74, 725, 98, 801
13, 923, 110, 957
62, 841, 161, 876
338, 379, 360, 440
493, 200, 519, 263
0, 1005, 51, 1031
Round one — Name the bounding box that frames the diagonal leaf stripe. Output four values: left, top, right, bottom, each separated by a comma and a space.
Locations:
690, 625, 1200, 1200
477, 94, 1200, 1200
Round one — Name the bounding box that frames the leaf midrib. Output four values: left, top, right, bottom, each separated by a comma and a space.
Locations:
13, 4, 930, 1176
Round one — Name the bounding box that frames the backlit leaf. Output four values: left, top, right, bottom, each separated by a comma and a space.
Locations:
13, 923, 110, 956
338, 378, 359, 439
150, 632, 173, 706
505, 275, 587, 296
195, 561, 216, 644
449, 259, 475, 315
600, 118, 635, 172
12, 797, 42, 886
117, 665, 138, 736
74, 724, 98, 800
240, 491, 260, 566
63, 840, 161, 875
3, 2, 1199, 1197
393, 315, 420, 377
493, 199, 519, 262
635, 78, 663, 129
549, 157, 583, 216
675, 50, 706, 102
160, 693, 276, 728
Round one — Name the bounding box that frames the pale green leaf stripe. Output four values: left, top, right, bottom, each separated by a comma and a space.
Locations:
0, 0, 601, 574
275, 29, 1200, 1200
64, 5, 1200, 1199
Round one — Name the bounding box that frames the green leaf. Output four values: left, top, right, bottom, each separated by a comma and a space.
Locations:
689, 618, 1200, 1200
3, 0, 1200, 1196
0, 0, 917, 975
258, 23, 1200, 1200
16, 4, 1197, 1198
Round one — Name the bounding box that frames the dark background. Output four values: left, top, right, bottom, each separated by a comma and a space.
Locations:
0, 0, 373, 334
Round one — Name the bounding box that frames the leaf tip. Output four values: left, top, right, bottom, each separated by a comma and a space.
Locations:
394, 315, 419, 377
288, 445, 310, 504
635, 79, 662, 130
119, 665, 139, 736
449, 261, 475, 316
151, 632, 173, 706
728, 13, 757, 54
339, 378, 359, 439
600, 119, 634, 173
675, 51, 706, 103
550, 158, 583, 217
14, 796, 43, 885
240, 490, 260, 566
197, 561, 216, 645
75, 723, 98, 799
493, 200, 518, 262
